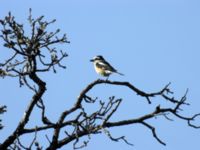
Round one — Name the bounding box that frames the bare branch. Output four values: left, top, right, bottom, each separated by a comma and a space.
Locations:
141, 122, 166, 146
103, 128, 133, 146
0, 105, 7, 130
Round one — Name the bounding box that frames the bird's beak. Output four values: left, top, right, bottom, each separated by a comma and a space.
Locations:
90, 59, 94, 62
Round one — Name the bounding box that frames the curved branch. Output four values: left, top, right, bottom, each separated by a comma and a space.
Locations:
141, 122, 166, 146
0, 73, 46, 149
76, 79, 171, 105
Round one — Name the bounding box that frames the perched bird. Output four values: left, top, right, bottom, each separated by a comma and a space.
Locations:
90, 55, 124, 78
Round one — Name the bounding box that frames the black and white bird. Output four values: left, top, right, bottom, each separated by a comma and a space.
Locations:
90, 55, 124, 78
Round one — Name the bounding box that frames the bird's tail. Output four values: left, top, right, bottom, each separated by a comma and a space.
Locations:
116, 71, 124, 76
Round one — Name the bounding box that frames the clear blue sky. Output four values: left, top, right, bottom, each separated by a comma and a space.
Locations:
0, 0, 200, 149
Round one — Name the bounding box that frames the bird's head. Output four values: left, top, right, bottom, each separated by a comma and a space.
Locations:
90, 55, 104, 62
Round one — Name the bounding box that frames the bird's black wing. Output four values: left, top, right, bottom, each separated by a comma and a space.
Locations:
97, 60, 117, 72
96, 60, 124, 76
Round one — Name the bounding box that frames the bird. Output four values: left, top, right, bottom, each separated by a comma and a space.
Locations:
90, 55, 124, 78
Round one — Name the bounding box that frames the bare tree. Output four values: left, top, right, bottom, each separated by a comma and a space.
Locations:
0, 10, 199, 150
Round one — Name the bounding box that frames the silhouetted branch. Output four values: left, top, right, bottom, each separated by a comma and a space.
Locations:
141, 122, 166, 145
0, 105, 6, 130
103, 128, 133, 146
